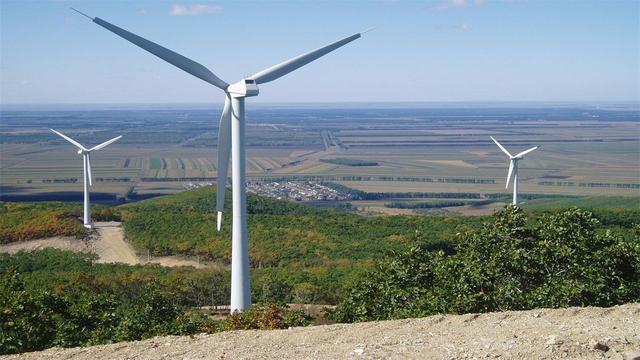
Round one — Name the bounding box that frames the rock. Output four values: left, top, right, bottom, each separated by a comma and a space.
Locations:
546, 335, 561, 346
353, 348, 365, 356
590, 340, 609, 352
624, 350, 640, 360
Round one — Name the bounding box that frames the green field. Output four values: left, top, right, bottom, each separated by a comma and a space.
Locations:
2, 107, 639, 202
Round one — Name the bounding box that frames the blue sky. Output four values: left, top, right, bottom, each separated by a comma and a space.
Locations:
1, 0, 638, 104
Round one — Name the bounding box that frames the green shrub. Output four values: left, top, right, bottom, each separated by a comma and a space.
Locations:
0, 202, 86, 243
223, 304, 311, 330
332, 206, 640, 322
0, 270, 215, 355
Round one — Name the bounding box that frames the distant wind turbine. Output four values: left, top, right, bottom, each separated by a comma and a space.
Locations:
490, 136, 539, 206
71, 8, 366, 312
50, 129, 122, 228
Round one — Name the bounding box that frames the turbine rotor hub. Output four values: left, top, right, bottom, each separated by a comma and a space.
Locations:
227, 79, 259, 98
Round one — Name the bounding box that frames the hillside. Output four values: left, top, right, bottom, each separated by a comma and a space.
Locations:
4, 303, 638, 360
1, 192, 638, 356
119, 185, 484, 303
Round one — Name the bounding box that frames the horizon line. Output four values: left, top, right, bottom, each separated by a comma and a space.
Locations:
2, 100, 638, 107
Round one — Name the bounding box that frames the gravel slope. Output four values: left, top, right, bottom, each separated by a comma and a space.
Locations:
4, 303, 639, 360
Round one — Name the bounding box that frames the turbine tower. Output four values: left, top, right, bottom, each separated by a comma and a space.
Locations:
490, 136, 539, 205
71, 9, 365, 312
51, 129, 122, 228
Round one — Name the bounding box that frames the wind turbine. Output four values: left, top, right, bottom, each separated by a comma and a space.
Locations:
50, 129, 122, 228
71, 8, 365, 312
490, 136, 538, 206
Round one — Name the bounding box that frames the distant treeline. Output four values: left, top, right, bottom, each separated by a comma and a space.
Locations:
322, 183, 589, 203
384, 201, 468, 209
539, 181, 640, 189
320, 158, 379, 167
0, 192, 118, 202
139, 175, 497, 184
251, 175, 495, 184
140, 177, 215, 182
484, 193, 580, 201
40, 178, 131, 184
95, 177, 131, 183
322, 183, 485, 200
42, 178, 77, 184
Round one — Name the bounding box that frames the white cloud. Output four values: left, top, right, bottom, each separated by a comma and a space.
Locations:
137, 8, 148, 15
429, 0, 487, 11
169, 4, 223, 16
459, 22, 473, 31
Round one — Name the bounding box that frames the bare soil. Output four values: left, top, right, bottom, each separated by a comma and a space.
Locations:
0, 236, 91, 254
0, 222, 214, 269
4, 303, 638, 360
92, 221, 138, 265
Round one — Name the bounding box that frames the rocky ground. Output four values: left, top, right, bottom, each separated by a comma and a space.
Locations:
4, 303, 639, 360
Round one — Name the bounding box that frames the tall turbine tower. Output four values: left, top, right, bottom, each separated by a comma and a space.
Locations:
51, 129, 122, 228
71, 9, 365, 312
490, 136, 538, 205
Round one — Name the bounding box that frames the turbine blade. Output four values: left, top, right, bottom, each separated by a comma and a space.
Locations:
249, 32, 363, 84
86, 154, 93, 187
70, 7, 93, 20
50, 129, 87, 151
515, 146, 539, 158
87, 15, 229, 90
89, 135, 123, 152
506, 160, 514, 189
490, 136, 512, 158
216, 96, 232, 232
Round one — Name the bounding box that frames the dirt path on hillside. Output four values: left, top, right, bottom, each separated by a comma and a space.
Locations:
0, 222, 210, 269
5, 303, 639, 360
92, 222, 138, 265
0, 236, 91, 254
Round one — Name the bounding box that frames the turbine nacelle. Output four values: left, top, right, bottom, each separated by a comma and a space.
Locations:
227, 79, 259, 98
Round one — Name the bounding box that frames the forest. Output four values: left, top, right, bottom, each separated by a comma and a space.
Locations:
331, 207, 639, 322
118, 186, 485, 302
0, 249, 310, 354
1, 187, 639, 354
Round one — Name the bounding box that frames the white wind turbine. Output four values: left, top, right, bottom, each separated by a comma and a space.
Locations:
490, 136, 539, 206
50, 129, 122, 228
71, 9, 365, 312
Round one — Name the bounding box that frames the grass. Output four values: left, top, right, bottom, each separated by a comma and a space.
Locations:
522, 196, 640, 210
150, 158, 163, 170
2, 109, 639, 199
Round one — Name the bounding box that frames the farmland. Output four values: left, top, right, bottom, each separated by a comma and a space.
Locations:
1, 103, 639, 204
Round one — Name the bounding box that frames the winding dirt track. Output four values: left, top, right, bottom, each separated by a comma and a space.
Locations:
0, 222, 208, 269
4, 304, 639, 360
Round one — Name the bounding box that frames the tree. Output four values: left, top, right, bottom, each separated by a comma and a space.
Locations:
332, 206, 640, 322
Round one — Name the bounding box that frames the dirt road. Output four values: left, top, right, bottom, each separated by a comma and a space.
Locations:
0, 222, 209, 269
0, 236, 91, 254
92, 221, 138, 265
4, 303, 638, 360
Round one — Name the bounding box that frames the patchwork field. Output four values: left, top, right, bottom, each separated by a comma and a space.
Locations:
1, 105, 639, 201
